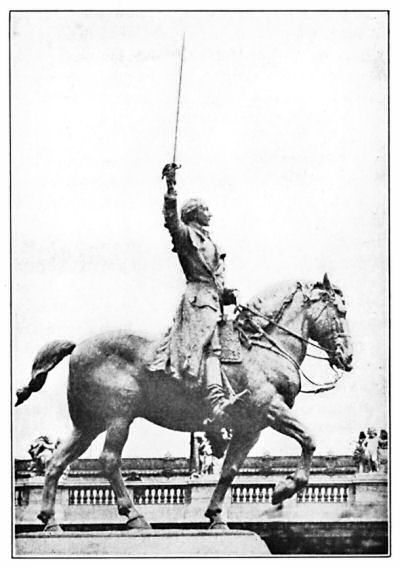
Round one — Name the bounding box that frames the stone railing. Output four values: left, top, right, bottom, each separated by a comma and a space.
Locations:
296, 484, 351, 503
15, 472, 387, 528
15, 454, 358, 479
68, 485, 187, 506
231, 484, 275, 504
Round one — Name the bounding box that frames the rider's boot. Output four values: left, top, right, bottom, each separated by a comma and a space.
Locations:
203, 356, 246, 426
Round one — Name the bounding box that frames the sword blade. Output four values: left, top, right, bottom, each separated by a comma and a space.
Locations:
172, 34, 185, 164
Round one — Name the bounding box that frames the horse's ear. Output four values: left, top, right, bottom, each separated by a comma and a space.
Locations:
323, 273, 332, 290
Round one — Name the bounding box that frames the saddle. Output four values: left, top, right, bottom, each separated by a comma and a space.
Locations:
219, 319, 243, 364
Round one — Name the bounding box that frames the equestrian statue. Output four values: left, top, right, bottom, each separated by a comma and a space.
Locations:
15, 163, 353, 532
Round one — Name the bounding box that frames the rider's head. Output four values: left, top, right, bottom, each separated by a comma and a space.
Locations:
181, 198, 212, 226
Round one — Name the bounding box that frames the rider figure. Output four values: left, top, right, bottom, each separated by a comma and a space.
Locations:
148, 163, 242, 424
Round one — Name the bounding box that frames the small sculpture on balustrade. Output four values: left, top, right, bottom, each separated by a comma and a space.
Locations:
28, 436, 70, 480
353, 427, 388, 473
196, 435, 215, 476
377, 429, 388, 473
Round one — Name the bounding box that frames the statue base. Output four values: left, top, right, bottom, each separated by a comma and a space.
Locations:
15, 529, 270, 557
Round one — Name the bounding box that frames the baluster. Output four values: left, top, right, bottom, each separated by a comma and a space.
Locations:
319, 486, 325, 502
156, 488, 162, 504
267, 487, 273, 503
248, 487, 254, 503
235, 487, 240, 503
343, 486, 348, 502
143, 488, 148, 505
254, 487, 260, 503
332, 487, 339, 502
326, 487, 332, 502
232, 487, 238, 503
237, 487, 242, 503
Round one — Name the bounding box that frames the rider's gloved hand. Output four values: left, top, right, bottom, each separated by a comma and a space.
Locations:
222, 288, 239, 306
162, 163, 181, 186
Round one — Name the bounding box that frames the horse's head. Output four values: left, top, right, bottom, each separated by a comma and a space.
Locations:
306, 274, 353, 372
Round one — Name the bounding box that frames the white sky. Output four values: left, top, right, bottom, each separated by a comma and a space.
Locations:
11, 11, 388, 460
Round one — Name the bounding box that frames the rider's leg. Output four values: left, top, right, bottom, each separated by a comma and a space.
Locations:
204, 331, 246, 423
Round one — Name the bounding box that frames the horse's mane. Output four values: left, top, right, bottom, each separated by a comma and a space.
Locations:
246, 280, 315, 323
246, 278, 344, 323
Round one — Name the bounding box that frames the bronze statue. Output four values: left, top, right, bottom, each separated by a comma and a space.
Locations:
16, 269, 353, 532
148, 163, 245, 423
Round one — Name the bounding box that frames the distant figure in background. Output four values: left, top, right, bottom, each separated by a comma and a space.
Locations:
377, 429, 388, 473
353, 431, 368, 473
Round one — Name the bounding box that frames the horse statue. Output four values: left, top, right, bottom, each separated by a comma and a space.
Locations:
15, 274, 353, 532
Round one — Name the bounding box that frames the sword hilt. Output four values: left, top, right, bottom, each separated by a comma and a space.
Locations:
162, 163, 181, 185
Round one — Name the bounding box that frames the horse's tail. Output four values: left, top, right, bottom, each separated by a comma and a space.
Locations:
15, 340, 76, 407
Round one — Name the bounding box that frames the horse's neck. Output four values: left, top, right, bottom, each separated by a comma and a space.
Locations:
268, 291, 308, 363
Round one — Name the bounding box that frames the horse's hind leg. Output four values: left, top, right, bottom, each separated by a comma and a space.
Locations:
266, 394, 316, 505
99, 418, 151, 530
205, 429, 260, 529
38, 426, 98, 532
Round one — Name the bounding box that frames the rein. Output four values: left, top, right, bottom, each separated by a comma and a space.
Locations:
239, 304, 334, 356
236, 303, 343, 394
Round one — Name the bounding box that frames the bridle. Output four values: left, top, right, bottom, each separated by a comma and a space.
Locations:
236, 286, 348, 394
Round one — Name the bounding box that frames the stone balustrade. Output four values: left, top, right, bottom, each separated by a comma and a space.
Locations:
15, 473, 387, 529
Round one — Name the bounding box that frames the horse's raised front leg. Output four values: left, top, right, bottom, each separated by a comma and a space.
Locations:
99, 418, 151, 530
38, 427, 98, 532
266, 394, 316, 505
205, 429, 260, 529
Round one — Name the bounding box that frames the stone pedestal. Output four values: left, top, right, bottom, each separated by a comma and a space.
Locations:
15, 529, 270, 557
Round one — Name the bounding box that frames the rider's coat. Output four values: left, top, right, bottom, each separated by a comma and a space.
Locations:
148, 189, 226, 386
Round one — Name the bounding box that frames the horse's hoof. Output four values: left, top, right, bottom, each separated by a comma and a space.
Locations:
271, 477, 297, 505
44, 522, 63, 533
126, 515, 152, 530
209, 521, 229, 530
37, 512, 49, 524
